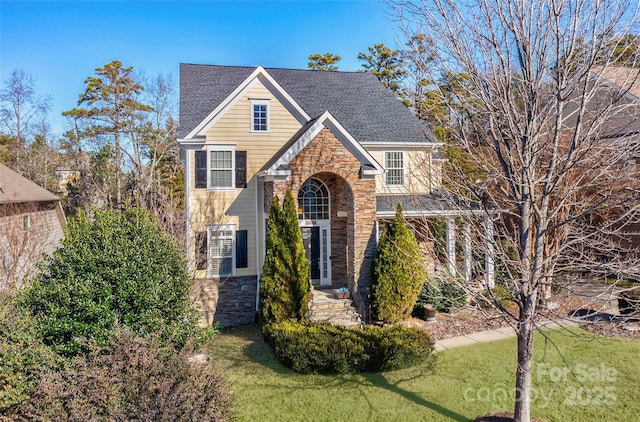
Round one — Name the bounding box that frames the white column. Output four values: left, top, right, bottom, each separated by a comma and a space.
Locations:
485, 215, 495, 288
446, 217, 456, 275
464, 222, 472, 282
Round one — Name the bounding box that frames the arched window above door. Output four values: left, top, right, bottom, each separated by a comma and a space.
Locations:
298, 178, 329, 220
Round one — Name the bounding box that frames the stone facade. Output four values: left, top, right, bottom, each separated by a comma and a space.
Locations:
192, 276, 257, 328
265, 128, 377, 317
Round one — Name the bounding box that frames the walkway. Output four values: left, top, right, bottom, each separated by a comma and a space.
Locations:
434, 320, 578, 352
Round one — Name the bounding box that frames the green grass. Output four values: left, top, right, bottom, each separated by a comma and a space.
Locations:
210, 325, 640, 421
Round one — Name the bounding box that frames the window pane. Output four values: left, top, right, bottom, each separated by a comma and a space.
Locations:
385, 152, 404, 186
253, 104, 267, 131
210, 258, 232, 277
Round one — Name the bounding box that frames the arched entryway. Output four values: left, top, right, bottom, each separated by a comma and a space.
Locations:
298, 178, 332, 286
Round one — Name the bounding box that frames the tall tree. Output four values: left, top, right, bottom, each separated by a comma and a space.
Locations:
370, 203, 426, 323
391, 0, 640, 420
0, 69, 51, 172
63, 61, 152, 207
358, 43, 409, 104
307, 53, 342, 71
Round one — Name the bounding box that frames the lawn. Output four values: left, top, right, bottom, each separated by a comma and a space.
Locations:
210, 324, 640, 421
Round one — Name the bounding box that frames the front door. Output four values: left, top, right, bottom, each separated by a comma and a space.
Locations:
301, 222, 331, 286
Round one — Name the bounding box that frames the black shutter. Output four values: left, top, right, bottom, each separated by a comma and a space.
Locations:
195, 150, 207, 189
236, 230, 248, 268
235, 151, 247, 188
195, 231, 207, 270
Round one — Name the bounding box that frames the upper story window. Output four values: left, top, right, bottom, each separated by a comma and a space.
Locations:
251, 99, 269, 133
385, 151, 405, 187
210, 149, 234, 189
195, 146, 246, 191
298, 178, 330, 220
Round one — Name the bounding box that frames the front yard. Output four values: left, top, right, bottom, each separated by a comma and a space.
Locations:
211, 324, 640, 421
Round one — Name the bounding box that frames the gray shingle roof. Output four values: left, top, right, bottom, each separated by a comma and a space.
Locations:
0, 164, 59, 204
179, 64, 436, 144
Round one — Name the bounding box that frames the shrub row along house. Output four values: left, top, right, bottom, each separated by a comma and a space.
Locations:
178, 64, 496, 327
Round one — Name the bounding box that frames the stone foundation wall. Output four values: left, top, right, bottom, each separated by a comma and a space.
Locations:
192, 276, 257, 328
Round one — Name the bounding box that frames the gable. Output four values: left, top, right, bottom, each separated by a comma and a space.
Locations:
259, 111, 383, 178
179, 64, 438, 145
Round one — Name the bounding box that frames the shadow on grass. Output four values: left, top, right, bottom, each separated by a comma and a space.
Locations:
362, 372, 469, 421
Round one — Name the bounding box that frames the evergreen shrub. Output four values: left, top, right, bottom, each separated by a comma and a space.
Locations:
263, 320, 434, 374
417, 277, 468, 313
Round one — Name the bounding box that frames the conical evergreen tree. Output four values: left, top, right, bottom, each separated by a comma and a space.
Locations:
258, 190, 310, 324
281, 189, 311, 319
370, 203, 426, 323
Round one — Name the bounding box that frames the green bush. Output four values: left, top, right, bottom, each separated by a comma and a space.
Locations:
263, 320, 434, 374
618, 287, 640, 316
0, 295, 59, 417
416, 277, 468, 313
17, 329, 232, 421
370, 204, 426, 323
259, 190, 310, 325
20, 207, 198, 356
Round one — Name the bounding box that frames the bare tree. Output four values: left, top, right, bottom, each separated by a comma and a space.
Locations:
0, 69, 51, 172
390, 0, 640, 420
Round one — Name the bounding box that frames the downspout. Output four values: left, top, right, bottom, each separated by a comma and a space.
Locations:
184, 147, 191, 272
255, 177, 261, 311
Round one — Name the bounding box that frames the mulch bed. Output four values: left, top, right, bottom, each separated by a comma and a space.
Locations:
402, 293, 640, 341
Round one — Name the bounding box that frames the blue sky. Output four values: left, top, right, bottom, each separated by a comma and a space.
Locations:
1, 0, 403, 136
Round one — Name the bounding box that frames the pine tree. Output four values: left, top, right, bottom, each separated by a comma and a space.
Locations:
370, 203, 426, 323
258, 191, 311, 324
281, 189, 311, 319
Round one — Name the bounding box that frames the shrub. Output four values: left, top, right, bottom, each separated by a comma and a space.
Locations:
370, 204, 426, 323
259, 190, 310, 325
618, 286, 640, 316
417, 277, 468, 313
263, 320, 434, 374
18, 329, 233, 421
20, 207, 198, 356
0, 295, 59, 417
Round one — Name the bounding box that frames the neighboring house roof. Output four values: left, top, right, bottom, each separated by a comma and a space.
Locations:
179, 64, 436, 144
0, 164, 59, 204
586, 66, 640, 138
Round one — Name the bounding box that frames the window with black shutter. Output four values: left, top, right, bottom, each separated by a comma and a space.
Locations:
236, 229, 248, 268
235, 151, 247, 188
195, 150, 207, 188
195, 231, 207, 270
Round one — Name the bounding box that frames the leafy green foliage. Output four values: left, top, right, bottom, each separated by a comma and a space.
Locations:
20, 207, 198, 356
416, 277, 468, 313
0, 295, 59, 416
258, 191, 310, 324
307, 53, 341, 71
370, 204, 426, 323
18, 329, 232, 421
263, 320, 434, 374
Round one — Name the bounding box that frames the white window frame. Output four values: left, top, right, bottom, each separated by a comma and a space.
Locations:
384, 150, 405, 187
207, 145, 236, 191
207, 224, 236, 277
250, 99, 270, 133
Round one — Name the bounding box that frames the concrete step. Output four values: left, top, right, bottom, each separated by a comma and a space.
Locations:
306, 288, 363, 329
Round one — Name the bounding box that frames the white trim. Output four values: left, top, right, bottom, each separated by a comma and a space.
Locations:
184, 146, 192, 270
207, 145, 236, 191
361, 141, 442, 148
182, 66, 310, 141
259, 111, 383, 176
207, 223, 236, 277
383, 150, 406, 188
250, 98, 270, 133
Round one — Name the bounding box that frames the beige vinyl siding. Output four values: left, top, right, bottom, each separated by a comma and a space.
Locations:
189, 81, 303, 277
366, 147, 438, 195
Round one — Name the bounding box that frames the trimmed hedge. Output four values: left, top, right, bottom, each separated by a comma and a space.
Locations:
263, 320, 434, 374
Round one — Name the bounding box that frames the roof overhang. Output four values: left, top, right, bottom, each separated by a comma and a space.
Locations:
180, 65, 310, 142
258, 111, 383, 178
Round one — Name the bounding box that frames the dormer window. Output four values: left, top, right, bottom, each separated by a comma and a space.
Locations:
251, 99, 269, 133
